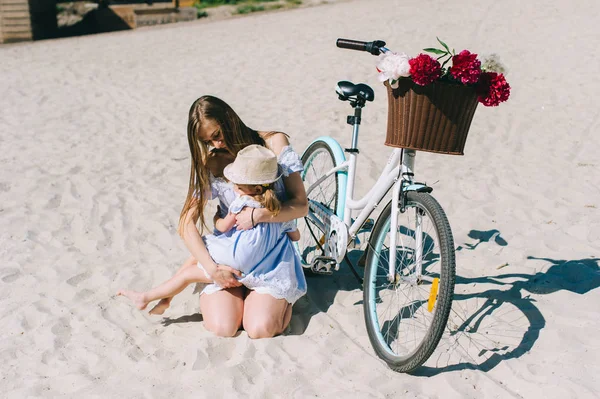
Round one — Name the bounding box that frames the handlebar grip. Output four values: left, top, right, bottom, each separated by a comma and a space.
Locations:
336, 38, 387, 55
336, 38, 368, 52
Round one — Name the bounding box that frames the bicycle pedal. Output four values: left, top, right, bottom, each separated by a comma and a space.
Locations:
311, 256, 337, 275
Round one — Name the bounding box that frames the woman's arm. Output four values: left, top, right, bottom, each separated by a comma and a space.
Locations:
181, 208, 217, 275
235, 133, 308, 229
181, 202, 242, 287
254, 171, 308, 224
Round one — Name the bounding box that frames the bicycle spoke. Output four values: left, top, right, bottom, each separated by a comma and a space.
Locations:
365, 193, 454, 371
296, 143, 340, 267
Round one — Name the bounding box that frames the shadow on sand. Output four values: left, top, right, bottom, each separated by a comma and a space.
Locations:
161, 312, 203, 327
55, 7, 132, 39
414, 228, 600, 375
288, 249, 363, 336
297, 227, 600, 375
154, 226, 599, 376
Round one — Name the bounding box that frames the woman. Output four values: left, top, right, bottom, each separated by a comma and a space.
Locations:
177, 95, 308, 339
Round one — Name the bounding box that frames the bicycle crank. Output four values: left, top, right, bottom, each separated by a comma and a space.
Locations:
310, 256, 337, 275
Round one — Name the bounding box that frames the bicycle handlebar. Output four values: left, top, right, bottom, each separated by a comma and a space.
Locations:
336, 38, 387, 55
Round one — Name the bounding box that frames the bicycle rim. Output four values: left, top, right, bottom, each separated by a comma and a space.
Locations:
296, 141, 339, 267
364, 192, 456, 373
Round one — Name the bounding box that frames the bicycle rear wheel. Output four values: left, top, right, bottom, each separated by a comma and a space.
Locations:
364, 192, 456, 373
296, 140, 341, 267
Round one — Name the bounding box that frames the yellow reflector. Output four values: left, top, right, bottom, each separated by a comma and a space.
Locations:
427, 278, 440, 312
319, 235, 325, 246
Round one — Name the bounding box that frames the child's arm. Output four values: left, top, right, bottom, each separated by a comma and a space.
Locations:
212, 205, 223, 226
286, 230, 300, 242
215, 212, 237, 233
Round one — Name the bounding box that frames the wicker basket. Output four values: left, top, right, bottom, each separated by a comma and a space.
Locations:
385, 78, 479, 155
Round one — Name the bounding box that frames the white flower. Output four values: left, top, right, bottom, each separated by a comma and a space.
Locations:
376, 51, 411, 83
481, 53, 508, 75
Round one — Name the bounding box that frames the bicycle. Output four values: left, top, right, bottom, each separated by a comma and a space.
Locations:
295, 38, 457, 373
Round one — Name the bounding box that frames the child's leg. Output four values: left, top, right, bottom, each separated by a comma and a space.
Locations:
148, 256, 200, 312
117, 258, 212, 314
287, 230, 300, 242
149, 257, 211, 315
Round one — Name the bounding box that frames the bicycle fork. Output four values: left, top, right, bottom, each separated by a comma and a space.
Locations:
388, 149, 424, 284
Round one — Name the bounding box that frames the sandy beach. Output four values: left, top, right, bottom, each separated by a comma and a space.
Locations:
1, 0, 599, 397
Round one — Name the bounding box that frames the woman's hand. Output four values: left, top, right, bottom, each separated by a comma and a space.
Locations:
235, 207, 268, 230
210, 264, 243, 288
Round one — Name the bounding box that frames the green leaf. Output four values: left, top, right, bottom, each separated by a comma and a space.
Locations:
436, 37, 450, 52
423, 48, 446, 55
437, 53, 452, 64
441, 58, 452, 70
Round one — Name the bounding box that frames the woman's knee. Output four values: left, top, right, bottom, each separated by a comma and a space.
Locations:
243, 309, 290, 339
202, 310, 242, 337
200, 288, 244, 337
243, 318, 279, 339
204, 319, 240, 337
243, 293, 291, 339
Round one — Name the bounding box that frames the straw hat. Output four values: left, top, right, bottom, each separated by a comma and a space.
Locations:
223, 144, 281, 185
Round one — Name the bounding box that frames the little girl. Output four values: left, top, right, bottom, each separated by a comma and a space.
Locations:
117, 145, 300, 314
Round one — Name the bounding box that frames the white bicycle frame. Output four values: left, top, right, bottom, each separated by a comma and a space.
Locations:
305, 126, 425, 281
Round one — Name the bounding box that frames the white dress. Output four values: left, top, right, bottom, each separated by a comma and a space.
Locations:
197, 146, 307, 304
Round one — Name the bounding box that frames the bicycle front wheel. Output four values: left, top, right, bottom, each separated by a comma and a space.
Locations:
364, 192, 456, 373
296, 140, 341, 267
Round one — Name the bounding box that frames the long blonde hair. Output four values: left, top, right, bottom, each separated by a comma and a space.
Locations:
179, 96, 266, 235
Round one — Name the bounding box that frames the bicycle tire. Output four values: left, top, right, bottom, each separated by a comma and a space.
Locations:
296, 140, 341, 267
363, 192, 456, 373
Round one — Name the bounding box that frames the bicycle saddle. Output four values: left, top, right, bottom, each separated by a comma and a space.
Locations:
336, 81, 375, 102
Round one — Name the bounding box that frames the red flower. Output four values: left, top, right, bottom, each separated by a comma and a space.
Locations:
477, 72, 511, 106
450, 50, 481, 84
409, 54, 442, 86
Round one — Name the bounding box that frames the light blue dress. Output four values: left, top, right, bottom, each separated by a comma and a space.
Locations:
197, 146, 307, 304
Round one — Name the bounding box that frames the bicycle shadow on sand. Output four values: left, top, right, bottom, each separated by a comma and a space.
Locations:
293, 228, 511, 336
288, 250, 364, 336
287, 221, 375, 336
414, 229, 600, 376
290, 228, 508, 335
456, 228, 508, 251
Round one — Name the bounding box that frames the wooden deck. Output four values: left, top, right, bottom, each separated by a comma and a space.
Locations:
0, 1, 195, 44
0, 0, 33, 43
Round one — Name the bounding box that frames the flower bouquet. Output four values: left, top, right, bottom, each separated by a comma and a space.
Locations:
376, 38, 510, 155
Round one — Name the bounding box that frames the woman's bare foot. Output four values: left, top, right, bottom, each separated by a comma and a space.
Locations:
117, 289, 149, 310
148, 298, 172, 315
